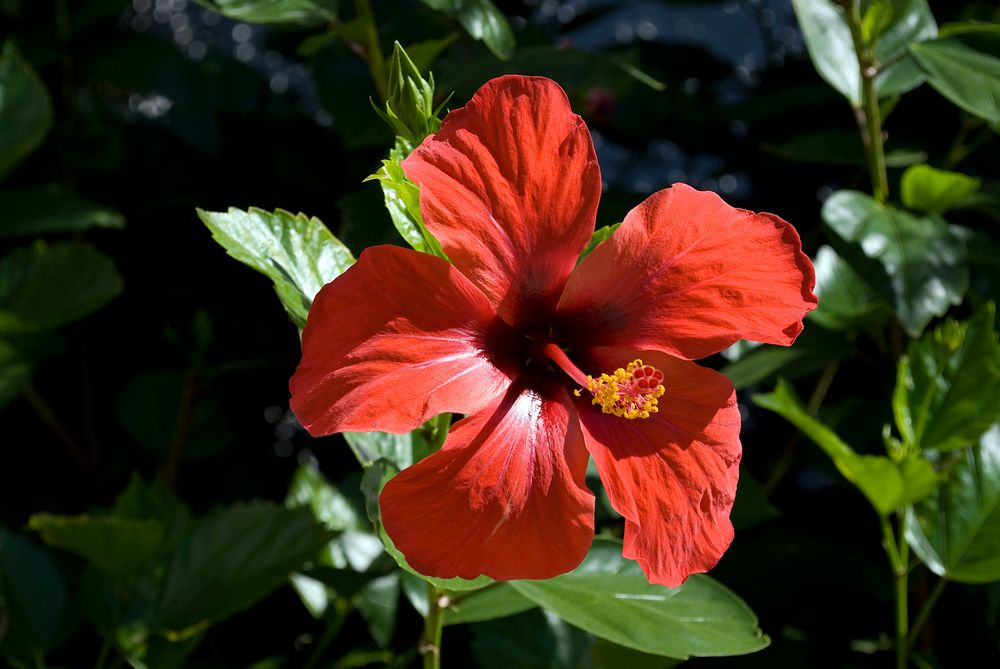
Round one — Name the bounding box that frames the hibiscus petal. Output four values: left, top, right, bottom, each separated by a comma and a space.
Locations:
577, 348, 740, 587
290, 245, 513, 435
558, 183, 817, 360
403, 75, 601, 324
380, 384, 595, 581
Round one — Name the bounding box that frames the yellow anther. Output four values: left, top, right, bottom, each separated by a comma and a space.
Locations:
584, 359, 665, 420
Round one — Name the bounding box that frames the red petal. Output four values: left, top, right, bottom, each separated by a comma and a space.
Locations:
403, 75, 601, 324
578, 348, 740, 587
558, 184, 817, 360
380, 384, 595, 581
289, 245, 512, 435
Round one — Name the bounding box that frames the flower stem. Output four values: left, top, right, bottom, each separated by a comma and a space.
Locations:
845, 1, 890, 202
881, 513, 909, 669
908, 576, 947, 650
24, 385, 92, 471
421, 584, 445, 669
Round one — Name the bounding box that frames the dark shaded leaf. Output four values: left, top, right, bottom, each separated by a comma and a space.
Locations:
28, 513, 167, 579
421, 0, 514, 60
0, 529, 65, 654
0, 189, 124, 238
0, 241, 123, 334
193, 0, 335, 25
0, 41, 52, 181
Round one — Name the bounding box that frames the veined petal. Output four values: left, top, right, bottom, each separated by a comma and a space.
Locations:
290, 245, 512, 435
380, 383, 595, 581
558, 183, 817, 360
403, 75, 601, 324
577, 348, 740, 587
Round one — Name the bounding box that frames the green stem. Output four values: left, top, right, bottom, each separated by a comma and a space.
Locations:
907, 576, 947, 650
883, 512, 909, 669
303, 598, 352, 669
845, 2, 890, 202
24, 385, 92, 471
354, 0, 387, 103
421, 584, 445, 669
93, 638, 112, 669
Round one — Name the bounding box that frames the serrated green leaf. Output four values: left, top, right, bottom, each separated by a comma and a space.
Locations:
28, 513, 166, 579
365, 145, 447, 257
821, 190, 967, 337
0, 241, 123, 334
421, 0, 514, 60
510, 539, 768, 659
198, 207, 354, 329
791, 0, 936, 104
0, 529, 65, 654
155, 502, 334, 634
0, 40, 52, 181
905, 424, 1000, 583
893, 304, 1000, 452
900, 164, 982, 214
911, 34, 1000, 123
193, 0, 335, 25
360, 458, 492, 591
0, 189, 125, 238
754, 379, 940, 515
808, 245, 888, 332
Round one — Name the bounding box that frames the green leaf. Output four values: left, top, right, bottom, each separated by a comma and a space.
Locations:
344, 430, 427, 469
444, 582, 536, 626
821, 190, 967, 337
719, 325, 853, 390
0, 189, 125, 238
155, 502, 334, 634
753, 379, 940, 515
0, 41, 52, 181
861, 0, 895, 44
356, 573, 399, 648
0, 339, 31, 409
470, 608, 593, 669
421, 0, 514, 60
762, 130, 926, 167
0, 529, 66, 654
113, 370, 232, 461
193, 0, 335, 25
365, 143, 447, 257
510, 539, 768, 659
29, 513, 167, 579
580, 223, 620, 260
792, 0, 936, 104
360, 458, 492, 591
808, 245, 888, 332
900, 164, 982, 214
198, 207, 354, 329
0, 241, 123, 334
730, 472, 781, 531
911, 34, 1000, 123
905, 424, 1000, 583
591, 638, 683, 669
893, 304, 1000, 452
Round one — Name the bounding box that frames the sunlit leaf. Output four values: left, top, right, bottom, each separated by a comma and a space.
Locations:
906, 424, 1000, 583
792, 0, 936, 104
0, 40, 52, 181
900, 164, 982, 214
510, 539, 768, 659
911, 33, 1000, 123
822, 190, 967, 337
193, 0, 335, 25
421, 0, 514, 60
198, 207, 354, 329
893, 304, 1000, 452
0, 241, 123, 335
364, 145, 446, 257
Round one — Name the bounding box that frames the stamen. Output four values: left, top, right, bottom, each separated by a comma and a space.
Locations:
577, 359, 665, 420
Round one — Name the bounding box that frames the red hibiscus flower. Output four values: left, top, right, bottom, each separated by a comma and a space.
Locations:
290, 75, 816, 587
